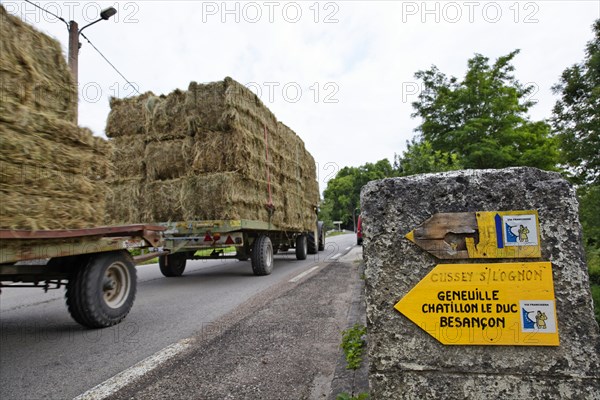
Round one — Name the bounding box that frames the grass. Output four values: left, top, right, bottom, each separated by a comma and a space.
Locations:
327, 230, 352, 237
340, 324, 367, 370
336, 324, 369, 400
586, 245, 599, 325
195, 246, 236, 256
336, 393, 369, 400
132, 246, 237, 266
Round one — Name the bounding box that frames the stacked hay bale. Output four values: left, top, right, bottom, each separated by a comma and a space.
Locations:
105, 77, 319, 232
0, 6, 112, 230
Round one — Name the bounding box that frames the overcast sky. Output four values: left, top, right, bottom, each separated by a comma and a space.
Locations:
4, 0, 599, 190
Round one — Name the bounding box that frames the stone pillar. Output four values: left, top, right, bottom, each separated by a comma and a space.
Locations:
361, 167, 600, 399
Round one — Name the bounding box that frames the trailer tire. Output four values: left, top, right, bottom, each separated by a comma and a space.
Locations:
318, 222, 325, 251
252, 235, 273, 276
307, 232, 318, 255
296, 235, 308, 260
65, 250, 136, 329
159, 253, 187, 277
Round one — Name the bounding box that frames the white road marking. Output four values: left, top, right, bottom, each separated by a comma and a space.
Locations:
73, 337, 195, 400
289, 266, 320, 283
331, 253, 342, 259
345, 247, 352, 251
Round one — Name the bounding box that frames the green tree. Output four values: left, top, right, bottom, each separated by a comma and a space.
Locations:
322, 159, 396, 227
394, 138, 463, 176
411, 51, 558, 170
578, 185, 600, 261
551, 20, 600, 324
552, 19, 600, 185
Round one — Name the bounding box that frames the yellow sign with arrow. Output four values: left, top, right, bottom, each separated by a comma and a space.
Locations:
394, 262, 559, 346
405, 210, 542, 259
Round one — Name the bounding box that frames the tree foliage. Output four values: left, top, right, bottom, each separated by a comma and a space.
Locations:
411, 50, 558, 170
552, 20, 600, 285
552, 19, 600, 185
320, 159, 396, 228
394, 138, 462, 176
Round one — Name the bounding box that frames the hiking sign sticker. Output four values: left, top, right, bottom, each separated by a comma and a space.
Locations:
502, 214, 539, 247
405, 210, 542, 259
394, 262, 559, 346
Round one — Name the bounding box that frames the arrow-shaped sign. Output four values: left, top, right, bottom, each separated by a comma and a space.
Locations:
405, 210, 542, 259
394, 262, 559, 346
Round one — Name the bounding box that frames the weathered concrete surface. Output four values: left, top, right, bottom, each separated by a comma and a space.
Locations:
361, 167, 600, 399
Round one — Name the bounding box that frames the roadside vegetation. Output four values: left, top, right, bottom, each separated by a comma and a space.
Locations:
336, 323, 369, 400
320, 20, 600, 324
341, 324, 367, 370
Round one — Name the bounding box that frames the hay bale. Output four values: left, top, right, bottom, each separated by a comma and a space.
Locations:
190, 127, 272, 181
111, 136, 145, 178
87, 135, 114, 181
106, 77, 319, 231
0, 6, 110, 230
104, 178, 144, 225
0, 122, 112, 181
5, 109, 94, 147
185, 78, 278, 133
0, 161, 96, 196
147, 90, 194, 140
0, 6, 76, 122
136, 174, 283, 224
0, 123, 112, 229
1, 124, 92, 175
145, 137, 194, 180
0, 187, 106, 231
105, 92, 156, 138
142, 174, 245, 222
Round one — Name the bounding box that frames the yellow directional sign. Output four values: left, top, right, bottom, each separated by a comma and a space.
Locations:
405, 210, 542, 259
394, 262, 559, 346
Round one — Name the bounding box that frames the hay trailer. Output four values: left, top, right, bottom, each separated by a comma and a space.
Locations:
0, 225, 165, 328
157, 220, 326, 277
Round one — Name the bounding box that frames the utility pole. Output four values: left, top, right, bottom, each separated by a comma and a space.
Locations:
68, 20, 79, 122
65, 7, 117, 124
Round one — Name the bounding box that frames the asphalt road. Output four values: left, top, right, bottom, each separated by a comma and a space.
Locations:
0, 233, 357, 400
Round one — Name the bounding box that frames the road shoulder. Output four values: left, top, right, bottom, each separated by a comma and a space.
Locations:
107, 246, 366, 400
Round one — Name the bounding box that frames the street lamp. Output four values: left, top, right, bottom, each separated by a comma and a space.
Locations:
67, 7, 117, 122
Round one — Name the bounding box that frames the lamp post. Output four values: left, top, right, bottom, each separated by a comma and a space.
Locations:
67, 7, 117, 122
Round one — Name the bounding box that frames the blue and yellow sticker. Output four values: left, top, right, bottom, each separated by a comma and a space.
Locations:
468, 211, 541, 258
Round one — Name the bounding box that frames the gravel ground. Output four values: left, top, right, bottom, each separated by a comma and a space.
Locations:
107, 250, 365, 400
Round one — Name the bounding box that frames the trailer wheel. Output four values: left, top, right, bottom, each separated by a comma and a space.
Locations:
65, 250, 136, 329
318, 222, 325, 251
251, 235, 273, 276
307, 232, 318, 255
296, 235, 308, 260
158, 253, 187, 277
